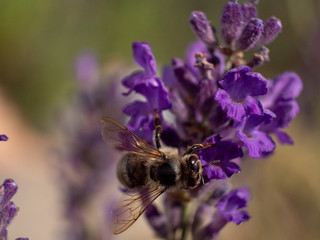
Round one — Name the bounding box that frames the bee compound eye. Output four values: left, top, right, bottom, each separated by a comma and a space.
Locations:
188, 155, 200, 172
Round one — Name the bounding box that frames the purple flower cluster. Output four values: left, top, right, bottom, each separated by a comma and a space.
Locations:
118, 0, 302, 239
0, 179, 28, 240
59, 52, 125, 240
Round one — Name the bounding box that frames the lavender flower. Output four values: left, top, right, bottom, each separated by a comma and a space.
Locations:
0, 179, 28, 240
106, 0, 302, 239
220, 0, 282, 54
194, 188, 250, 240
123, 42, 171, 143
59, 52, 125, 240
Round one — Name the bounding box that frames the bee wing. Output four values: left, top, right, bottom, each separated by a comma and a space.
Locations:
101, 116, 161, 158
111, 187, 165, 234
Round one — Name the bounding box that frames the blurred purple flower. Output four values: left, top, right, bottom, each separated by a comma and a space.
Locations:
0, 135, 8, 141
0, 179, 28, 240
193, 187, 250, 240
59, 52, 125, 240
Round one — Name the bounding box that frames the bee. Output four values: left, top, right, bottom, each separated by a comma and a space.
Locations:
101, 114, 213, 234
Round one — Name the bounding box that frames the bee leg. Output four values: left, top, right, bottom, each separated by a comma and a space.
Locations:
184, 144, 205, 155
184, 142, 216, 155
154, 109, 162, 150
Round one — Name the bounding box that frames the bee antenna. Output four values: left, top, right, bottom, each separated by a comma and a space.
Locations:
202, 160, 219, 169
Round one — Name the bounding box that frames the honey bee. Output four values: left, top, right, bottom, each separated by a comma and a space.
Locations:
101, 115, 213, 234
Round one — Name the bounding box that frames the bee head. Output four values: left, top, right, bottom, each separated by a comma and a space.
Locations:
181, 154, 202, 189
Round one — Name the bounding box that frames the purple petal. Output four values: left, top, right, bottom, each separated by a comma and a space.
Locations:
145, 204, 168, 238
240, 2, 257, 23
172, 58, 199, 95
236, 18, 264, 51
190, 11, 217, 46
216, 187, 251, 225
199, 140, 243, 179
205, 166, 226, 180
237, 129, 275, 158
74, 51, 99, 92
275, 130, 294, 145
122, 71, 152, 96
123, 101, 152, 129
132, 42, 157, 76
196, 79, 217, 115
162, 65, 177, 87
232, 210, 250, 225
167, 89, 189, 120
198, 211, 228, 239
133, 77, 171, 111
261, 72, 303, 108
184, 41, 209, 75
262, 100, 299, 134
0, 135, 8, 141
220, 1, 243, 44
219, 66, 267, 101
215, 89, 263, 121
222, 162, 241, 177
161, 124, 182, 148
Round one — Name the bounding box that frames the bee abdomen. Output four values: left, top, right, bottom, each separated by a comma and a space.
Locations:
117, 153, 147, 189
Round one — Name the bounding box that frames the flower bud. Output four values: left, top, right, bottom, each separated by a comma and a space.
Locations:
259, 16, 282, 45
236, 18, 263, 51
0, 179, 18, 208
190, 11, 217, 47
240, 2, 257, 23
220, 0, 243, 44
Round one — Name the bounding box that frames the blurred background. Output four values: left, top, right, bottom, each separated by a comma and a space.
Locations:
0, 0, 319, 239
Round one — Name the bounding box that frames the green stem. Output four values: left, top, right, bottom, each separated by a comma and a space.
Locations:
180, 203, 188, 240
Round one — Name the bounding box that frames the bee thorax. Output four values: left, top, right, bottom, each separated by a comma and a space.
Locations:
149, 162, 177, 187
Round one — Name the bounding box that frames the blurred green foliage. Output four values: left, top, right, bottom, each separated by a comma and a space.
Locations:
1, 0, 314, 129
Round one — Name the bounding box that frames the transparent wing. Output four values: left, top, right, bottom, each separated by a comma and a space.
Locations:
111, 187, 165, 234
101, 116, 161, 158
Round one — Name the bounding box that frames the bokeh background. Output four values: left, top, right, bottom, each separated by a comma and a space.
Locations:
0, 0, 319, 239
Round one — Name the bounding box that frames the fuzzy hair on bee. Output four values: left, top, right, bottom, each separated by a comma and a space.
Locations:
101, 115, 211, 234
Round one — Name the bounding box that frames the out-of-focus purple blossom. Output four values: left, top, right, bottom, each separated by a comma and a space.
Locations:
59, 52, 126, 240
145, 204, 168, 239
215, 187, 251, 224
260, 72, 303, 144
194, 188, 250, 240
0, 179, 28, 240
74, 51, 99, 93
0, 135, 8, 141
